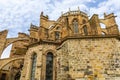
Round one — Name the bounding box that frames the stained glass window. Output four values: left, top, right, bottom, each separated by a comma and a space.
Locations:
31, 54, 37, 80
73, 19, 79, 33
83, 25, 88, 35
46, 52, 53, 80
55, 31, 60, 40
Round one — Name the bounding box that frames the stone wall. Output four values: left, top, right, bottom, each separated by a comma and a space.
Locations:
57, 38, 120, 80
56, 42, 69, 80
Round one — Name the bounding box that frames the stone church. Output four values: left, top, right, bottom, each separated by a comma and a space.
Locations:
0, 9, 120, 80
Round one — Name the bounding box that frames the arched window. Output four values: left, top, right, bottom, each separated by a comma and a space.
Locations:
83, 25, 88, 35
46, 52, 54, 80
31, 53, 37, 80
73, 19, 79, 33
55, 31, 60, 40
55, 26, 61, 40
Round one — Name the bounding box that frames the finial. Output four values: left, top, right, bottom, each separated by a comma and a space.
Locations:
46, 15, 49, 19
40, 11, 43, 16
30, 23, 33, 26
69, 8, 71, 11
61, 11, 63, 15
30, 23, 33, 27
78, 6, 80, 11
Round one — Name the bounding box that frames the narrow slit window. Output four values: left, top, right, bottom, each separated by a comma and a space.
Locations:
55, 31, 60, 40
31, 54, 37, 80
46, 52, 53, 80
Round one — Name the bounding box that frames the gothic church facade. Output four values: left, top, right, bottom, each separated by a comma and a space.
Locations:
0, 9, 120, 80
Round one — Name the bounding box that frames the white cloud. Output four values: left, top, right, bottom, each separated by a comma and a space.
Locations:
0, 0, 51, 37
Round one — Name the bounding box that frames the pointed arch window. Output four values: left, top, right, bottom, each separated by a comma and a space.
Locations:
73, 19, 79, 33
83, 25, 88, 35
55, 27, 61, 40
55, 31, 60, 40
31, 53, 37, 80
46, 52, 54, 80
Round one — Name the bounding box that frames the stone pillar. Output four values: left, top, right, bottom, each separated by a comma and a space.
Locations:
20, 53, 32, 80
35, 49, 42, 80
0, 30, 8, 57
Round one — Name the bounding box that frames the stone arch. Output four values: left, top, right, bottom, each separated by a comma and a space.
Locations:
4, 38, 29, 49
99, 19, 108, 27
0, 38, 29, 57
43, 49, 56, 57
30, 51, 37, 57
0, 57, 24, 70
27, 51, 38, 60
72, 18, 79, 22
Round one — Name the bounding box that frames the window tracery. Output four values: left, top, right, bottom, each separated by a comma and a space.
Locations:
73, 19, 79, 33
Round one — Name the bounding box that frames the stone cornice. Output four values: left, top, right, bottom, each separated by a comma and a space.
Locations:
28, 35, 120, 48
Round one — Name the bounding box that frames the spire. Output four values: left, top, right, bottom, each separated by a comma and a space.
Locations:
40, 11, 43, 16
61, 11, 63, 15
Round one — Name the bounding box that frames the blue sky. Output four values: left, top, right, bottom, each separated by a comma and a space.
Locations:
0, 0, 120, 58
